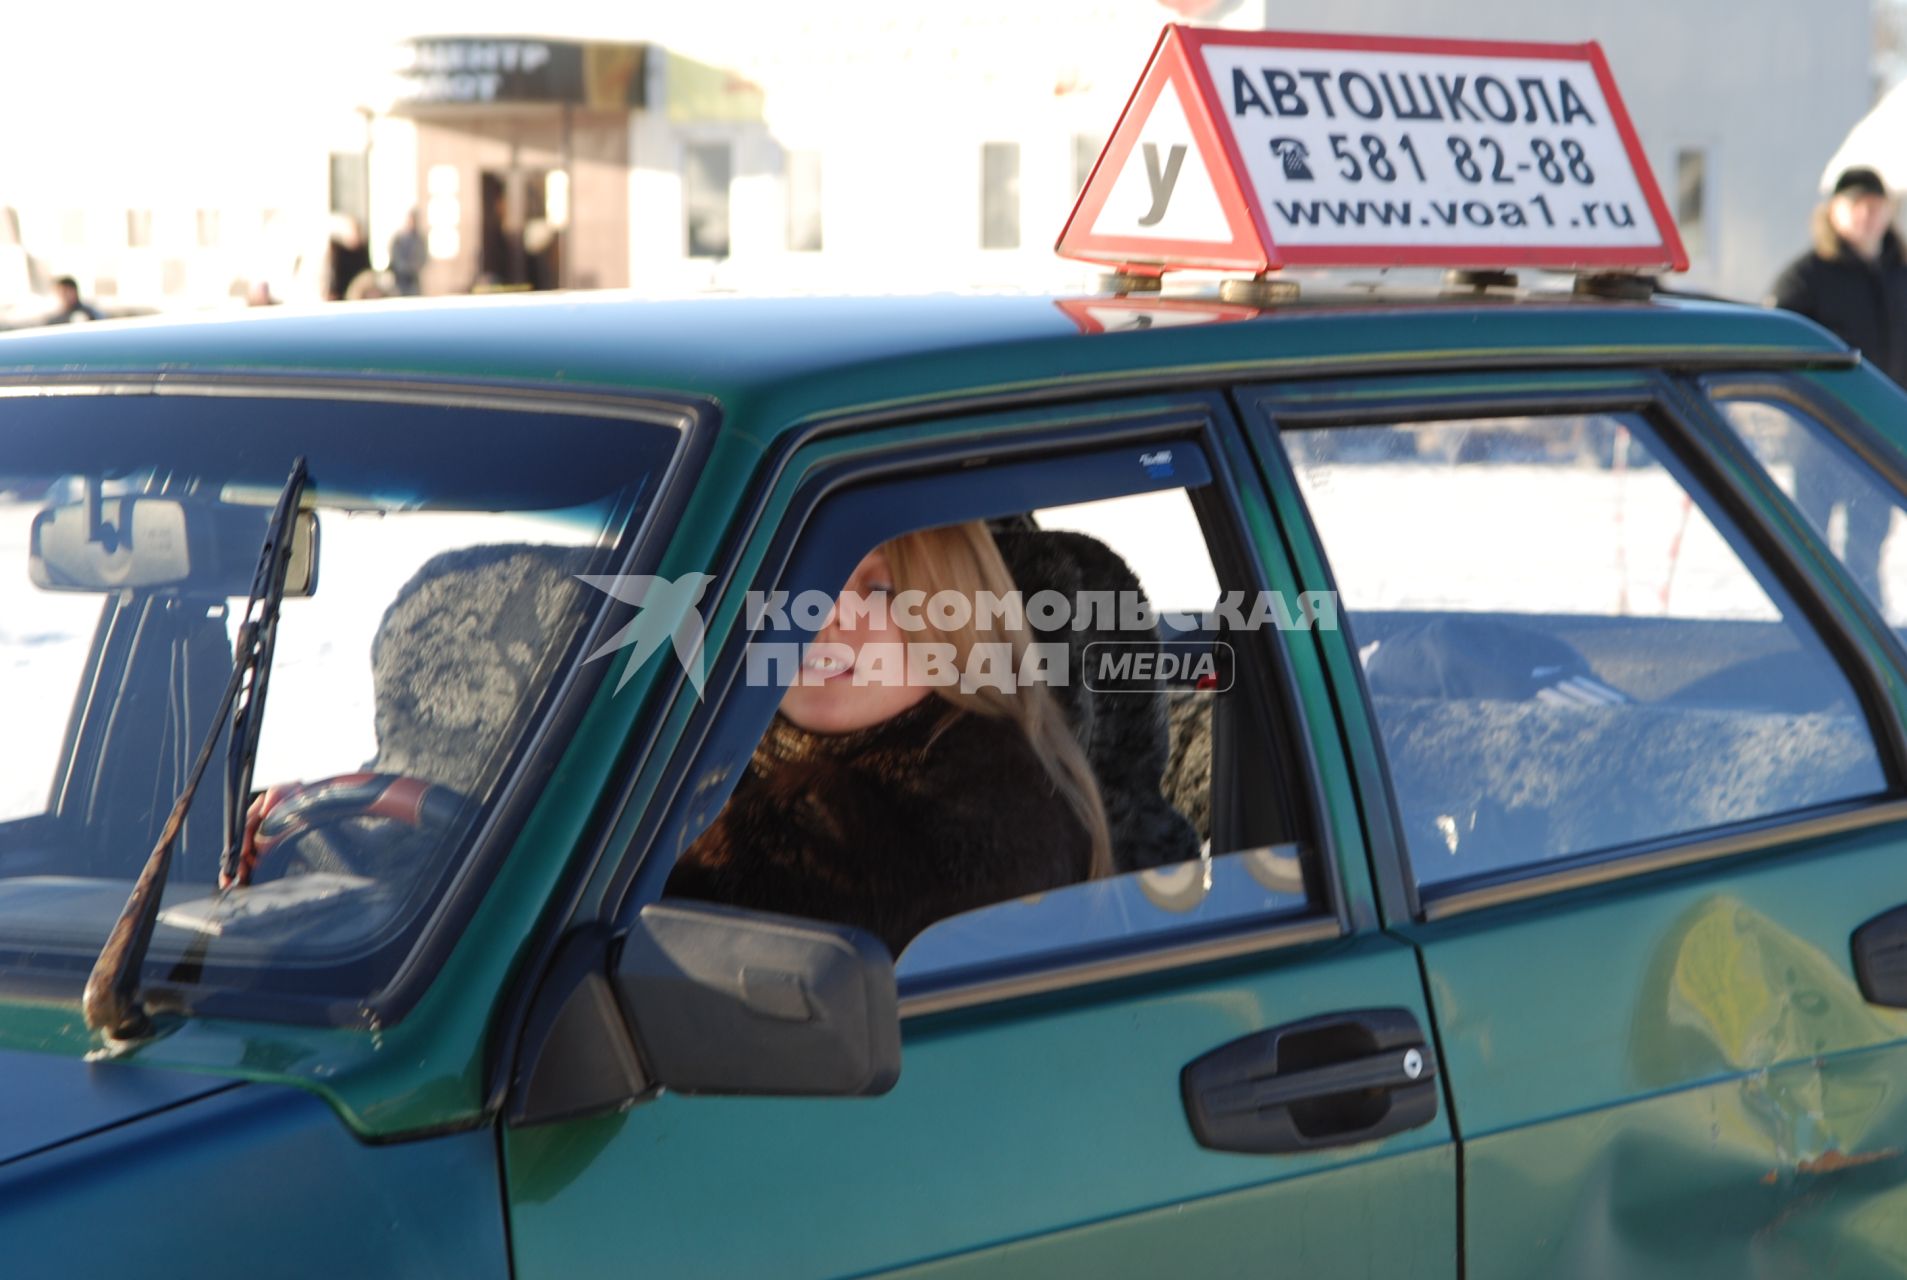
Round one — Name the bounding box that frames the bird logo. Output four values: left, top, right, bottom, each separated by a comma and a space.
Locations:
577, 573, 717, 696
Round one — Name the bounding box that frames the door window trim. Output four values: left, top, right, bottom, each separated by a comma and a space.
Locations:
1241, 374, 1907, 923
600, 396, 1351, 1019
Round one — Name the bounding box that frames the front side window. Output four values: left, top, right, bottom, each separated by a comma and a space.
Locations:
1280, 411, 1888, 892
658, 442, 1319, 991
0, 391, 679, 1016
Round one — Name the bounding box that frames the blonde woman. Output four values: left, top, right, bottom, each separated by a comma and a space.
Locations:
667, 521, 1112, 954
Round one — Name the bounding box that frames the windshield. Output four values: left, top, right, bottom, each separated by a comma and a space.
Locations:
0, 390, 680, 1021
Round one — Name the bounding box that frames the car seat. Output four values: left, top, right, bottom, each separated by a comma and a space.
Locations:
991, 522, 1202, 872
213, 542, 598, 887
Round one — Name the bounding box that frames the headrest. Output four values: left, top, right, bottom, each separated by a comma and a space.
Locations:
992, 525, 1200, 872
370, 543, 593, 792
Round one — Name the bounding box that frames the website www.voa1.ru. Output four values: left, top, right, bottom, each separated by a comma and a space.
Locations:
1271, 194, 1638, 232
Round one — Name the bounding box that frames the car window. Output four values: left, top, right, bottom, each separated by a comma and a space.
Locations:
0, 392, 679, 1016
1711, 395, 1906, 626
1279, 411, 1888, 892
659, 443, 1321, 983
0, 491, 101, 821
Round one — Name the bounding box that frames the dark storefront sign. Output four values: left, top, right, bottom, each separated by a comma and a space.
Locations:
392, 38, 648, 110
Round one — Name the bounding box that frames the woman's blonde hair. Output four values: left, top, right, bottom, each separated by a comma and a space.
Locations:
881, 521, 1114, 879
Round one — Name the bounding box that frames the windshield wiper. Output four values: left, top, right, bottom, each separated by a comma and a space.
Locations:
83, 457, 310, 1041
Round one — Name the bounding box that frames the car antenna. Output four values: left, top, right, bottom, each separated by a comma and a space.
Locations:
83, 457, 310, 1043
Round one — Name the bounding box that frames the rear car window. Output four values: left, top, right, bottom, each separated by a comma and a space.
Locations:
1279, 412, 1888, 891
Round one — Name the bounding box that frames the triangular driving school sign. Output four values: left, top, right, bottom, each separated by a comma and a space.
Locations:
1059, 27, 1266, 273
1059, 26, 1687, 276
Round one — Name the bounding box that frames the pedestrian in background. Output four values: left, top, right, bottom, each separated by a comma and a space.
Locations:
1767, 165, 1907, 602
389, 209, 427, 297
323, 215, 372, 303
49, 276, 100, 324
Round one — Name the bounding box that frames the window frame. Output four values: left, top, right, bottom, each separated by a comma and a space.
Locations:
600, 394, 1350, 1020
682, 139, 734, 261
1242, 371, 1907, 923
980, 141, 1022, 251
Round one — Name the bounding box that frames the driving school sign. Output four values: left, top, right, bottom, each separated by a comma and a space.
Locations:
1058, 27, 1687, 275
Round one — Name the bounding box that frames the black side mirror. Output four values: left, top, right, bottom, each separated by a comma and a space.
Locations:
615, 902, 901, 1097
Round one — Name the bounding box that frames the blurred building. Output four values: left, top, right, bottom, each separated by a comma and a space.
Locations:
354, 0, 1868, 302
0, 0, 1877, 312
354, 5, 1272, 299
368, 37, 772, 294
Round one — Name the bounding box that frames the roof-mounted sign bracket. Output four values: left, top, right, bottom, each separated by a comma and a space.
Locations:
1444, 269, 1519, 292
1573, 272, 1657, 301
1220, 275, 1300, 306
1100, 271, 1165, 294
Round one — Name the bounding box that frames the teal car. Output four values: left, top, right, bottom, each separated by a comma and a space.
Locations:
2, 279, 1907, 1279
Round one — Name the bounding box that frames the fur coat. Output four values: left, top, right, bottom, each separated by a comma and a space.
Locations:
666, 697, 1093, 954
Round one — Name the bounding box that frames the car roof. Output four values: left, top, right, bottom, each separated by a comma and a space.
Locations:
0, 287, 1850, 446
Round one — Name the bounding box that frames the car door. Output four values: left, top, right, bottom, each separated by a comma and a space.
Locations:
501, 392, 1458, 1278
1245, 369, 1907, 1279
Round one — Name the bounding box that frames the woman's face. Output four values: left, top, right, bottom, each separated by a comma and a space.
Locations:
780, 547, 933, 734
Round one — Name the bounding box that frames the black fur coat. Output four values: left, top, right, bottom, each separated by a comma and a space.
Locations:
666, 698, 1093, 954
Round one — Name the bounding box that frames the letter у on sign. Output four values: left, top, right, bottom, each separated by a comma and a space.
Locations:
1056, 26, 1686, 278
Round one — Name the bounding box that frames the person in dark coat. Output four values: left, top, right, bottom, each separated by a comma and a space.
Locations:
1767, 166, 1905, 602
668, 522, 1112, 955
48, 276, 100, 323
324, 215, 373, 303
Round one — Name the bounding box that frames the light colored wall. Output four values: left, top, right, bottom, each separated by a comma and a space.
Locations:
0, 2, 1873, 307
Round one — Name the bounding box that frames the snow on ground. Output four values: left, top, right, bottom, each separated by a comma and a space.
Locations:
1295, 462, 1784, 621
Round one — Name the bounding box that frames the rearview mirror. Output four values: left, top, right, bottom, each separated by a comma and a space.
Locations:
29, 496, 317, 596
615, 902, 900, 1097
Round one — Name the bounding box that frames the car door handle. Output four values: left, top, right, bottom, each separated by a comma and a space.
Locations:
1181, 1007, 1439, 1154
1852, 904, 1907, 1006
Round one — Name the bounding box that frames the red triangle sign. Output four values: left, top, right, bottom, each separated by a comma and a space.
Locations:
1057, 27, 1265, 274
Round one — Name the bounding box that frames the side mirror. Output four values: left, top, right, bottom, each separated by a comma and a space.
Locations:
614, 902, 900, 1097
